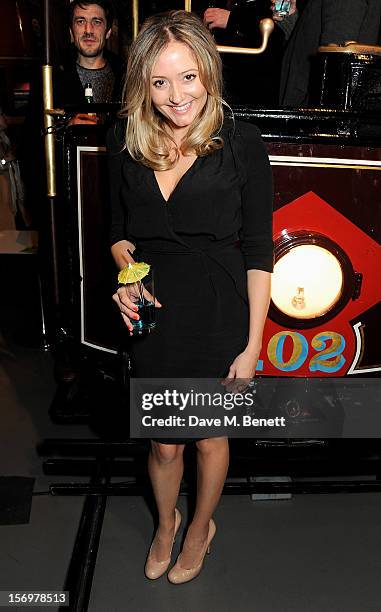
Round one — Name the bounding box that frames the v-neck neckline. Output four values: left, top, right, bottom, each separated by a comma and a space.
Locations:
153, 156, 200, 204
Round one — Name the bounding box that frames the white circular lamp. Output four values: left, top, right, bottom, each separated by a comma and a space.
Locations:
269, 231, 361, 328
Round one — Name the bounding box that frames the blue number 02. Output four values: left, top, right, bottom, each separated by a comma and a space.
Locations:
309, 332, 346, 373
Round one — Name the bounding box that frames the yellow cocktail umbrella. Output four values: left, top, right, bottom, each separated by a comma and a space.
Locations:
118, 261, 150, 285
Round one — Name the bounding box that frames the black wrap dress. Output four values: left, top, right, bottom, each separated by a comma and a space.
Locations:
107, 117, 273, 440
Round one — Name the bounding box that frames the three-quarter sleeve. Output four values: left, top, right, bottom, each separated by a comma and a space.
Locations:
237, 122, 274, 273
106, 120, 132, 248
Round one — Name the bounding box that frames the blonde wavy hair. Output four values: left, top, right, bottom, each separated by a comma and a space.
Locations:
119, 10, 225, 171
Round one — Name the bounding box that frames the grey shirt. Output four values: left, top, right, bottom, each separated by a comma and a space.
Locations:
76, 62, 115, 103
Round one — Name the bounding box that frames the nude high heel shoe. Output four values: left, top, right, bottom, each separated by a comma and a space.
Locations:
144, 508, 182, 580
167, 518, 216, 584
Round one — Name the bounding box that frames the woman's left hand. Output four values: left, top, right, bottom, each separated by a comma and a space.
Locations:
221, 347, 261, 393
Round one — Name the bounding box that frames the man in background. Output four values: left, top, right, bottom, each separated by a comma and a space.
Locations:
55, 0, 124, 124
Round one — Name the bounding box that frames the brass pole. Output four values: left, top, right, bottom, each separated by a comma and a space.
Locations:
185, 1, 191, 11
132, 0, 139, 40
217, 18, 274, 55
42, 0, 59, 327
42, 64, 56, 197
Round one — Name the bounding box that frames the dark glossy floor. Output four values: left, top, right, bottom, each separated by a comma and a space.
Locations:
1, 261, 381, 612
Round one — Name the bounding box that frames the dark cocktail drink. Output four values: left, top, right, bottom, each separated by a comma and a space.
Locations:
131, 300, 156, 335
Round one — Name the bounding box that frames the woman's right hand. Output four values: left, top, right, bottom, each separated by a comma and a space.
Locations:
112, 284, 162, 335
112, 284, 141, 334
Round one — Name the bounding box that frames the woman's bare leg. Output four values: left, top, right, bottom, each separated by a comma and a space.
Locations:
147, 441, 185, 560
179, 437, 229, 568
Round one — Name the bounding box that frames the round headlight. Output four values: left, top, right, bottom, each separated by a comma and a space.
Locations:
269, 231, 358, 328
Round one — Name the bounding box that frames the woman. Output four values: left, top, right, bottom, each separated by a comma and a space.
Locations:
107, 10, 273, 584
